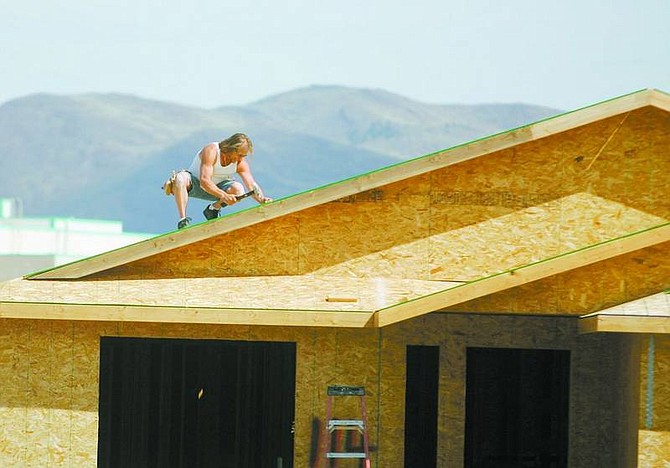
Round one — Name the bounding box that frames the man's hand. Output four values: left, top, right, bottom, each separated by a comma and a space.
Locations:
218, 192, 238, 206
251, 184, 272, 204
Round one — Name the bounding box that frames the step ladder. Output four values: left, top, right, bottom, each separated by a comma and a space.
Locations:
318, 385, 371, 468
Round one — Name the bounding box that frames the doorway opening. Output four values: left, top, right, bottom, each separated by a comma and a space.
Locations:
464, 347, 570, 468
98, 337, 296, 468
404, 345, 440, 468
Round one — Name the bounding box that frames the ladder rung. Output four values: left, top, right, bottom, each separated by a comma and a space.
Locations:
327, 452, 367, 459
328, 420, 365, 432
327, 385, 365, 396
329, 419, 364, 426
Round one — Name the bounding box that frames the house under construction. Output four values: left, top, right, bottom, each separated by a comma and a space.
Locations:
0, 88, 668, 467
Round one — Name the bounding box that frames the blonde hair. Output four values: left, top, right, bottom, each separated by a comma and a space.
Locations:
218, 133, 253, 155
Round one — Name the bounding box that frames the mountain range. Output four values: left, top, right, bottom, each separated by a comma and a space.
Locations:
0, 85, 560, 233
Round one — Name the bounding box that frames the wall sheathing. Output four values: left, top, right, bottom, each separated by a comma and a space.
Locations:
0, 314, 643, 467
90, 106, 669, 282
638, 334, 670, 467
382, 314, 642, 467
0, 319, 381, 467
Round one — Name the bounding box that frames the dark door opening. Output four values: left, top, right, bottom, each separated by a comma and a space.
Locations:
404, 345, 440, 468
98, 337, 296, 468
464, 347, 570, 468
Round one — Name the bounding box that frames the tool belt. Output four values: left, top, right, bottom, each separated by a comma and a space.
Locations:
162, 170, 188, 195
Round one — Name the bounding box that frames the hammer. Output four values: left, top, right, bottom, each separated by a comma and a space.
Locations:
233, 187, 258, 202
219, 187, 258, 208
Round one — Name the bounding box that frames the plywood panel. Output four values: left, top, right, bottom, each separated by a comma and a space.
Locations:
444, 242, 669, 315
0, 407, 28, 464
426, 192, 666, 281
1, 276, 457, 326
377, 326, 405, 465
638, 429, 670, 467
0, 320, 101, 467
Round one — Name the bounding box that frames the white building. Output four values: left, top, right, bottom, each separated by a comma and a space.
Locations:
0, 198, 155, 280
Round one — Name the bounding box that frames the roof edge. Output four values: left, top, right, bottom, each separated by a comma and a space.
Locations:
0, 301, 377, 328
579, 315, 670, 334
649, 87, 670, 110
374, 222, 670, 327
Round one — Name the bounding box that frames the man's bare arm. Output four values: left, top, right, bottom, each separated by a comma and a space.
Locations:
237, 159, 271, 203
199, 144, 237, 204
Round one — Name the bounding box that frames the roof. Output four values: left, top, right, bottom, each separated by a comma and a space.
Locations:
25, 88, 670, 281
377, 223, 669, 326
2, 223, 667, 328
2, 88, 669, 331
579, 291, 670, 334
0, 276, 461, 327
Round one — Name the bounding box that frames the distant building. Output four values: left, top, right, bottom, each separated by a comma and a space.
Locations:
0, 198, 155, 280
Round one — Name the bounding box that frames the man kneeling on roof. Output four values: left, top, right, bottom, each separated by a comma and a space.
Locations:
164, 133, 272, 230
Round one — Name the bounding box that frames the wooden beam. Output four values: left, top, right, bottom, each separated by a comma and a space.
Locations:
649, 88, 670, 111
0, 302, 376, 328
528, 88, 652, 139
578, 316, 601, 334
375, 223, 670, 327
29, 89, 664, 280
579, 315, 670, 334
1, 276, 450, 315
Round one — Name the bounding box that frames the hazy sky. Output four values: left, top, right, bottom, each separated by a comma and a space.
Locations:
2, 0, 668, 111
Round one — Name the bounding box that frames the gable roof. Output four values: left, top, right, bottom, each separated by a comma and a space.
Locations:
26, 88, 670, 280
3, 88, 668, 332
375, 222, 670, 326
2, 222, 667, 328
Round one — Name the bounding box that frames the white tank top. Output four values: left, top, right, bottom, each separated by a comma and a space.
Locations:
188, 143, 236, 183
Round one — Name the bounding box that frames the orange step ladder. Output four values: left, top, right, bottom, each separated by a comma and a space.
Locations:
317, 385, 371, 468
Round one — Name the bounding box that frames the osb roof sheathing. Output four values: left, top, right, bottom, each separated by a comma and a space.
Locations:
2, 88, 669, 330
0, 276, 462, 328
25, 88, 670, 281
2, 223, 668, 327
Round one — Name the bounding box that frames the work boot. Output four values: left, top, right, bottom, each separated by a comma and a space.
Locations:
177, 217, 192, 229
203, 205, 220, 220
